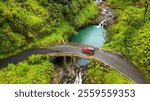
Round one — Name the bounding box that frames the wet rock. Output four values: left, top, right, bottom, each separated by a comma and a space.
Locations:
51, 65, 77, 84
91, 4, 117, 27
51, 64, 88, 84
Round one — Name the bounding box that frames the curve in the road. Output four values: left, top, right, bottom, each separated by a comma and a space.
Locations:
0, 44, 149, 84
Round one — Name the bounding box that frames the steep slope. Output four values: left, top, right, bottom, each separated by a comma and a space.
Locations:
0, 0, 98, 58
103, 0, 150, 79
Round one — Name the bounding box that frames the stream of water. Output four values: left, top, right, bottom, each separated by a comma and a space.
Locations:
70, 22, 106, 84
71, 0, 114, 84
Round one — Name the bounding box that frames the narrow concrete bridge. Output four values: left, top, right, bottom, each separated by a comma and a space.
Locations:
0, 43, 148, 84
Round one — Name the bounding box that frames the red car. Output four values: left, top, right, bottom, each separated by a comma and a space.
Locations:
82, 46, 95, 55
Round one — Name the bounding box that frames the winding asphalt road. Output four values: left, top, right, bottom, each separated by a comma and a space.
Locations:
0, 44, 149, 84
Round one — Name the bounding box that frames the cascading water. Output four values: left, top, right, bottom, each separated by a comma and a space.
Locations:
97, 8, 113, 28
94, 0, 102, 4
97, 19, 106, 28
72, 0, 109, 84
73, 19, 106, 84
97, 18, 112, 28
74, 70, 82, 84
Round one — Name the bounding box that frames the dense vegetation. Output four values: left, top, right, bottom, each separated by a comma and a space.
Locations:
103, 0, 150, 79
83, 58, 134, 84
0, 0, 149, 84
0, 0, 98, 58
0, 0, 101, 84
0, 54, 54, 84
0, 55, 134, 84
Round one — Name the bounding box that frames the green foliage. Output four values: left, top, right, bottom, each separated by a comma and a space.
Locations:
103, 0, 150, 79
107, 0, 133, 9
0, 55, 54, 84
35, 21, 76, 45
0, 0, 97, 58
84, 60, 105, 84
73, 3, 98, 27
103, 69, 134, 84
83, 59, 133, 84
28, 54, 42, 64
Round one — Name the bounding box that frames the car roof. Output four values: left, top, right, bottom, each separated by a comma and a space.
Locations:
87, 47, 94, 50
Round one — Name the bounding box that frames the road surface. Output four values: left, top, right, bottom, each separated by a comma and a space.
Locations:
0, 44, 148, 84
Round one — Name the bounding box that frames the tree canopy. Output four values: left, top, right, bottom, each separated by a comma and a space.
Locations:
0, 54, 54, 84
103, 0, 150, 79
0, 0, 98, 58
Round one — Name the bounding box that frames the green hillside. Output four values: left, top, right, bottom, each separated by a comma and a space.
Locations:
103, 0, 150, 79
0, 0, 98, 58
0, 0, 149, 84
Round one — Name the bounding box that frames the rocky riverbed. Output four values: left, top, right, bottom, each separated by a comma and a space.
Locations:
51, 3, 117, 84
51, 64, 88, 84
91, 3, 117, 28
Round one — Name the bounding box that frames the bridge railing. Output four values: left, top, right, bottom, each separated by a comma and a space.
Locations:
46, 42, 99, 49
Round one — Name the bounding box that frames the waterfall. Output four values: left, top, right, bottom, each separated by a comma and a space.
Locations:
94, 0, 102, 4
97, 6, 114, 28
74, 71, 82, 84
97, 19, 106, 28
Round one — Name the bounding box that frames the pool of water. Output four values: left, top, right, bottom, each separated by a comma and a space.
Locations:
70, 25, 106, 48
70, 25, 106, 66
